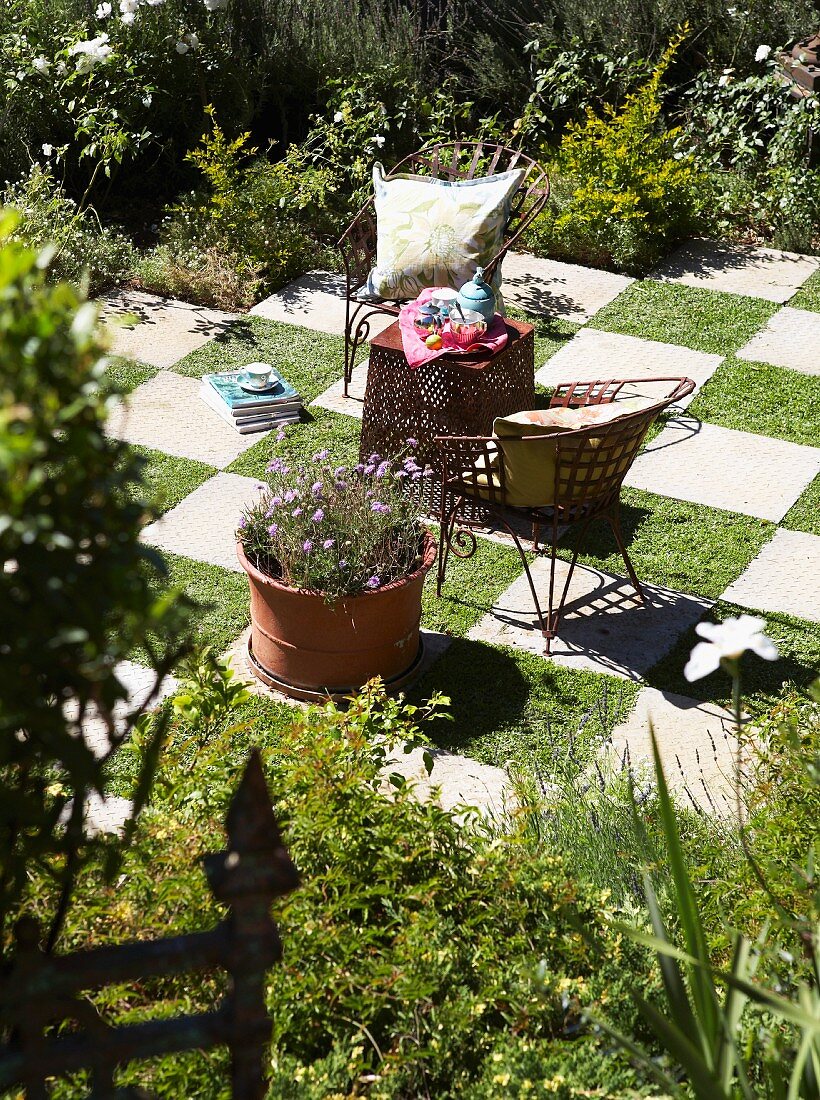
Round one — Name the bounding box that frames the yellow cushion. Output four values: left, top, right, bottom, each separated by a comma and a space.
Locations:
490, 400, 653, 508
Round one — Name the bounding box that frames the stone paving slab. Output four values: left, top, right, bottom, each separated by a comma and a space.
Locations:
74, 661, 179, 759
501, 252, 633, 322
382, 743, 515, 820
99, 289, 237, 369
467, 556, 712, 681
106, 370, 267, 468
736, 306, 820, 376
142, 472, 263, 571
625, 419, 820, 522
535, 327, 721, 408
721, 528, 820, 623
250, 270, 395, 338
607, 687, 742, 813
311, 359, 369, 418
650, 238, 820, 303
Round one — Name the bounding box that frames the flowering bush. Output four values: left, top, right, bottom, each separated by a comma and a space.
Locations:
238, 443, 432, 601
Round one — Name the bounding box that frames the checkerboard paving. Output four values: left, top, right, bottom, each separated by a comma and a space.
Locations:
501, 252, 633, 321
650, 238, 820, 303
311, 359, 369, 417
534, 327, 722, 406
625, 419, 820, 522
109, 243, 820, 808
251, 271, 394, 339
721, 529, 820, 624
607, 688, 741, 813
99, 289, 236, 368
106, 370, 267, 468
736, 306, 820, 377
467, 556, 712, 680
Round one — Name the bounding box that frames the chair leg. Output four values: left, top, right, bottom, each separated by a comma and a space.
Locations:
531, 520, 540, 552
436, 497, 461, 596
544, 515, 593, 655
608, 505, 645, 604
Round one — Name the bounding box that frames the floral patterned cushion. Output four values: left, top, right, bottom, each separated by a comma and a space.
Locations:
368, 162, 525, 300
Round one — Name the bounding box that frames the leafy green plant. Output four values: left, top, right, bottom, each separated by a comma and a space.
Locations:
0, 215, 189, 954
544, 32, 704, 272
598, 620, 820, 1097
2, 164, 136, 294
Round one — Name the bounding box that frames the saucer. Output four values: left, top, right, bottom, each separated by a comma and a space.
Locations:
237, 370, 277, 393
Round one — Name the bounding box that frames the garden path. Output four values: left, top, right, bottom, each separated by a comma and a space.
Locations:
95, 238, 820, 824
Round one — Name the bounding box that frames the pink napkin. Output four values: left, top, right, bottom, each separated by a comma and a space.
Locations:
399, 287, 508, 368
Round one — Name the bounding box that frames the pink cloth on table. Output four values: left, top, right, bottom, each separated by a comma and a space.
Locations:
398, 287, 508, 368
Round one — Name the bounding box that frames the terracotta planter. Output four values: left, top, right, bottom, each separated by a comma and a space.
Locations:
236, 532, 437, 701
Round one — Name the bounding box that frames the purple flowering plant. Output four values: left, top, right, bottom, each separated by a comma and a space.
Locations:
238, 443, 432, 602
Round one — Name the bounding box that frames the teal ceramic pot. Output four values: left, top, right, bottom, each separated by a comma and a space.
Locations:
456, 267, 496, 323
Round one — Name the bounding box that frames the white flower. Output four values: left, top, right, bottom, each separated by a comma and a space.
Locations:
95, 1, 112, 15
333, 110, 343, 123
184, 31, 199, 47
175, 40, 189, 53
69, 34, 112, 71
684, 615, 778, 681
718, 68, 734, 87
42, 143, 53, 157
370, 134, 385, 148
203, 0, 228, 10
32, 55, 51, 72
55, 59, 67, 74
755, 44, 771, 61
142, 93, 152, 106
120, 11, 136, 23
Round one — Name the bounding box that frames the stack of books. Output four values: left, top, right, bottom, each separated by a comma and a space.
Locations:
199, 367, 303, 435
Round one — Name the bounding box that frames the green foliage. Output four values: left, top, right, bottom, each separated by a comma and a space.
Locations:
55, 679, 650, 1098
0, 218, 189, 953
140, 109, 335, 307
680, 65, 820, 250
2, 165, 135, 294
599, 719, 820, 1098
545, 34, 704, 272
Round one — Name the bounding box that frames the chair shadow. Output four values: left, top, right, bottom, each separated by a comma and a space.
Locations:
652, 238, 807, 280
505, 273, 580, 319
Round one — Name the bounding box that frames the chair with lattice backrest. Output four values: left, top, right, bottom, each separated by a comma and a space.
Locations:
337, 141, 550, 396
435, 376, 695, 654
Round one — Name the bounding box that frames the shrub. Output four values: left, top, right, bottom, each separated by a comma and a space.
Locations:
139, 109, 336, 308
0, 216, 188, 954
2, 165, 136, 294
679, 64, 820, 250
44, 676, 655, 1098
536, 34, 705, 273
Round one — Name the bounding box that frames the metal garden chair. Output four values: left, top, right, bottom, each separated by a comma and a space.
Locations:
337, 141, 550, 396
435, 376, 696, 653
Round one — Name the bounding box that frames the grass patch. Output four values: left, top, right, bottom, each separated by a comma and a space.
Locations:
105, 356, 157, 393
412, 638, 639, 774
227, 406, 361, 477
171, 316, 345, 401
590, 280, 776, 355
788, 269, 820, 312
421, 534, 527, 637
134, 551, 250, 665
783, 474, 820, 536
123, 445, 216, 519
688, 357, 820, 447
645, 601, 820, 712
562, 488, 775, 599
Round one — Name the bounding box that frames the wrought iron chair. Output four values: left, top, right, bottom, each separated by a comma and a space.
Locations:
337, 141, 550, 396
435, 376, 695, 654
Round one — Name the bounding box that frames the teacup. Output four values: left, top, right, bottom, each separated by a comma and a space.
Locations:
244, 362, 273, 389
431, 288, 458, 317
